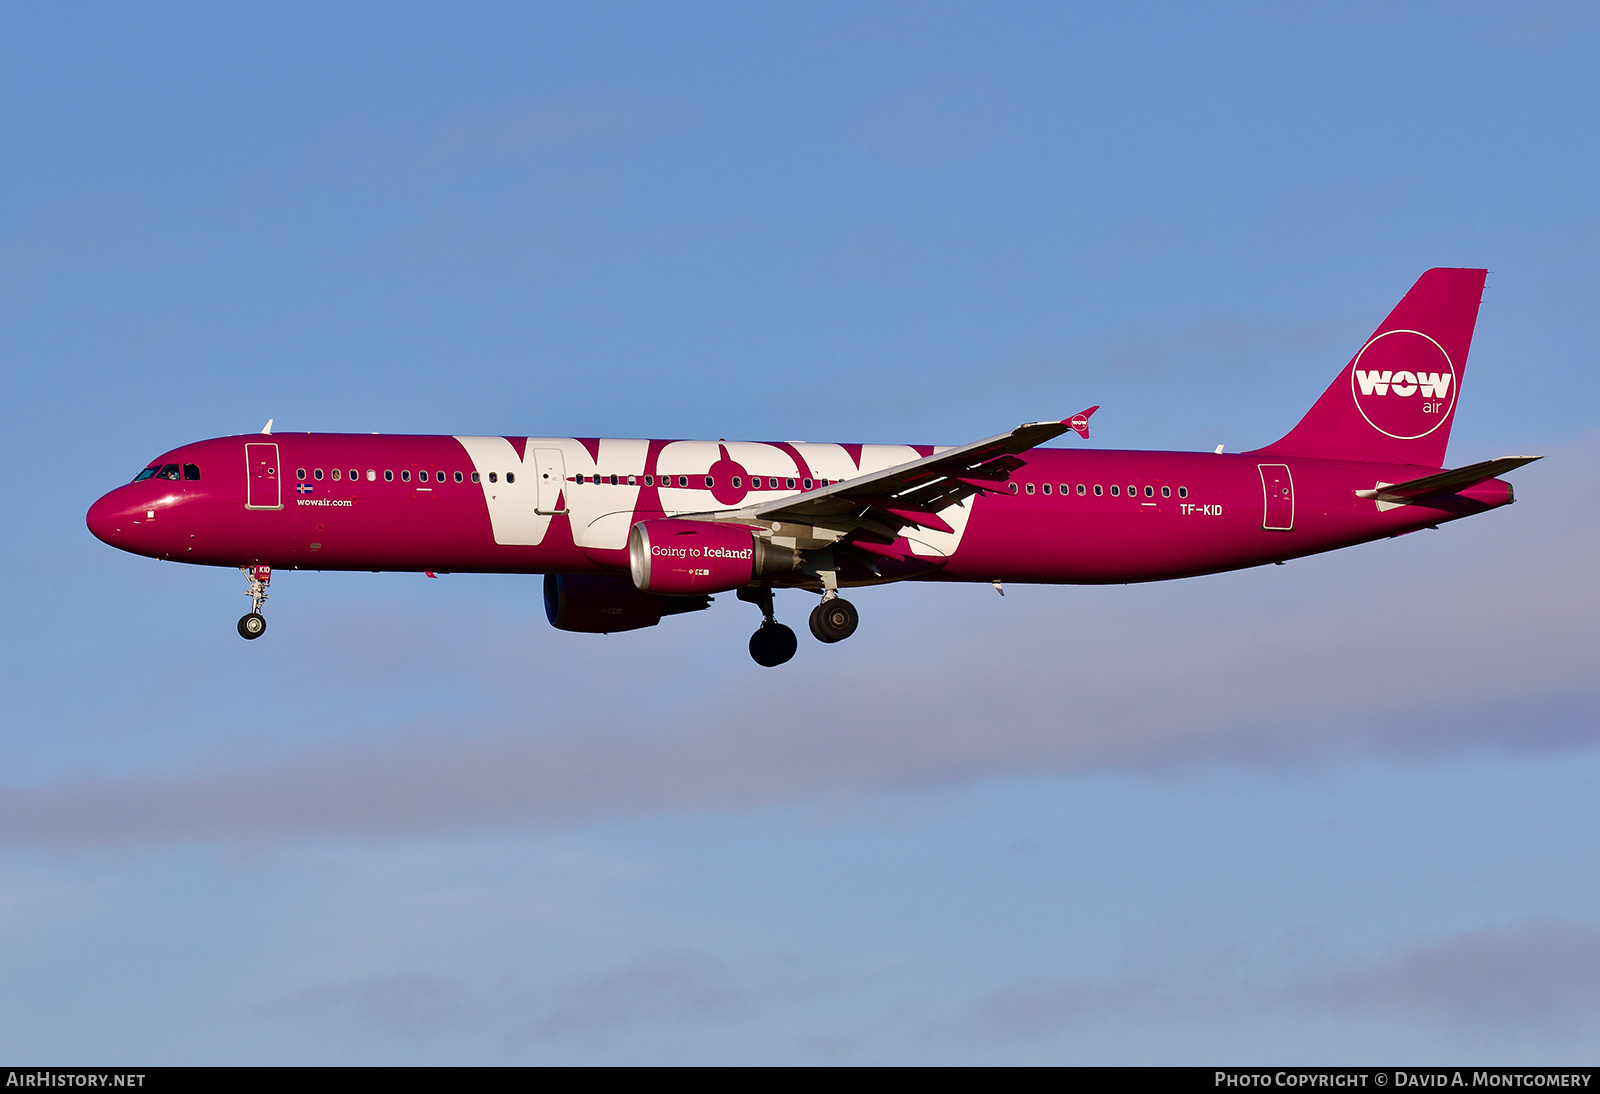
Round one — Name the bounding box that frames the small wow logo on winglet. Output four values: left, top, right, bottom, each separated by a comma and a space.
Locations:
1348, 329, 1458, 440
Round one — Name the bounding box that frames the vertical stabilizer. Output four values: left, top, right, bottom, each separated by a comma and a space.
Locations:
1250, 268, 1487, 467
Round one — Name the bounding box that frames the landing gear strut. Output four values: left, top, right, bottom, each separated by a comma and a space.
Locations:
238, 564, 270, 640
807, 569, 859, 644
738, 586, 796, 667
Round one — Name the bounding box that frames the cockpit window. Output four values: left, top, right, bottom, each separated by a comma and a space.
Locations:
183, 464, 201, 481
154, 464, 181, 480
133, 466, 160, 482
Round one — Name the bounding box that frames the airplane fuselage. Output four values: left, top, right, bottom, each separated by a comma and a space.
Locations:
87, 432, 1513, 586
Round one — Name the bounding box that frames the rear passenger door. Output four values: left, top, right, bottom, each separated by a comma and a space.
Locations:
1257, 463, 1293, 531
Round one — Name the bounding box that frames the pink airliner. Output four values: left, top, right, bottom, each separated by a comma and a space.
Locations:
87, 268, 1536, 666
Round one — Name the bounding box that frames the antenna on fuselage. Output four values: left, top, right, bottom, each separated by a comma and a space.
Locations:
261, 419, 274, 435
1214, 444, 1224, 454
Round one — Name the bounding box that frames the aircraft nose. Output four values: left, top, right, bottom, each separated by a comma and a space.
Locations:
86, 490, 126, 545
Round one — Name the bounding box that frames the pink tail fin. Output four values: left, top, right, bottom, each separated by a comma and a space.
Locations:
1250, 268, 1487, 468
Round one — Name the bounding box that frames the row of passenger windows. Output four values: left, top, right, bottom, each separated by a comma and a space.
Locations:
1011, 482, 1189, 499
572, 474, 828, 489
283, 465, 1186, 501
291, 468, 826, 489
133, 463, 201, 482
296, 468, 493, 484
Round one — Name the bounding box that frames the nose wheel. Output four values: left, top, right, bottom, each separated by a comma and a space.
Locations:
738, 585, 797, 667
238, 564, 270, 640
808, 597, 858, 643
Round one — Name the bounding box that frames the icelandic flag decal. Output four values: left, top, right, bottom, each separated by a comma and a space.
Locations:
296, 483, 313, 495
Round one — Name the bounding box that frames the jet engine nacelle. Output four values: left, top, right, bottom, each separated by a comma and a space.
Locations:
543, 573, 709, 633
629, 518, 799, 595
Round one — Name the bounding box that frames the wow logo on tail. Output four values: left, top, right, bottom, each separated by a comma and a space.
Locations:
1349, 328, 1459, 441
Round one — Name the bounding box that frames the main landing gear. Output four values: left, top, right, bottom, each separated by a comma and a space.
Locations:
238, 564, 270, 640
737, 584, 861, 666
808, 597, 859, 643
807, 567, 858, 645
738, 586, 797, 667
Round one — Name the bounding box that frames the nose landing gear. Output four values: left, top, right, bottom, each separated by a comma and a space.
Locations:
738, 586, 797, 667
238, 564, 270, 640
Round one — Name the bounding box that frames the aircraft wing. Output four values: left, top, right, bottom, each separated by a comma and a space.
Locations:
1355, 455, 1541, 503
718, 409, 1097, 542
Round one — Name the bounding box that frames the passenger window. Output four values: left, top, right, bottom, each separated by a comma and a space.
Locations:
488, 472, 497, 483
1042, 483, 1051, 495
732, 477, 741, 488
1127, 485, 1135, 496
401, 470, 410, 482
786, 478, 795, 489
367, 470, 376, 482
1178, 487, 1187, 498
1026, 483, 1035, 495
1144, 485, 1153, 497
1076, 484, 1084, 495
184, 464, 201, 481
768, 478, 778, 489
385, 470, 394, 482
1008, 482, 1018, 494
506, 473, 514, 484
627, 475, 636, 486
705, 476, 714, 488
454, 471, 464, 483
332, 469, 341, 481
436, 471, 445, 483
296, 468, 306, 480
350, 470, 359, 482
1110, 485, 1119, 497
471, 472, 480, 483
1094, 485, 1103, 496
315, 469, 324, 481
1161, 486, 1170, 498
678, 476, 688, 487
803, 478, 813, 489
643, 475, 652, 486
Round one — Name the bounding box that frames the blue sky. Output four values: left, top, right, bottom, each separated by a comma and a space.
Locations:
2, 2, 1598, 1063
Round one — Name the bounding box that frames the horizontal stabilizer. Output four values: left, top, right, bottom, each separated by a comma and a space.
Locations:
1355, 456, 1541, 503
